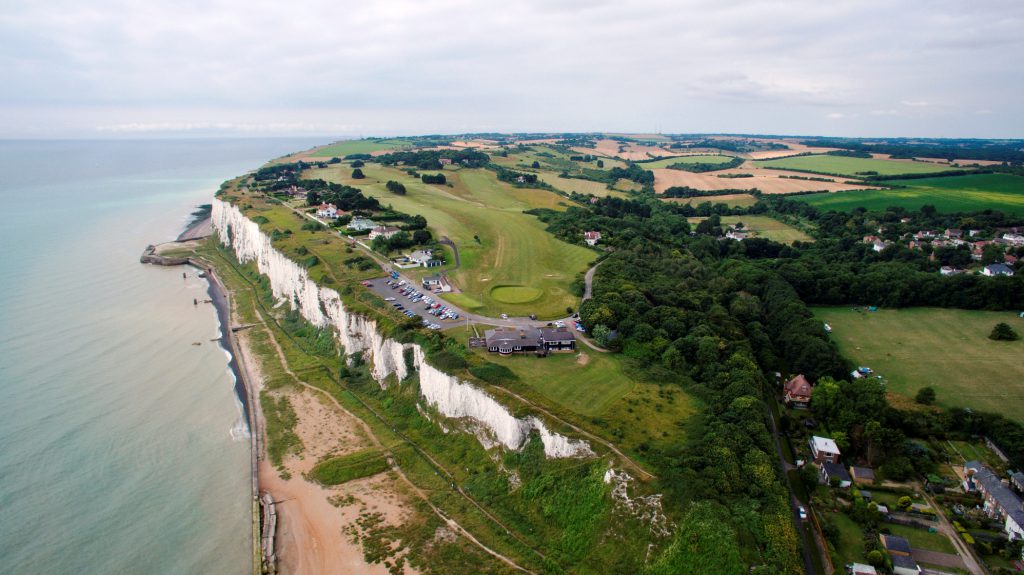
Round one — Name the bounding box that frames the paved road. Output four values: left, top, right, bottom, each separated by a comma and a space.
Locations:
920, 490, 986, 575
765, 401, 820, 575
912, 549, 967, 570
582, 261, 601, 301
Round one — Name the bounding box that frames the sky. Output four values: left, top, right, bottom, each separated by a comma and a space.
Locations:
1, 0, 1022, 139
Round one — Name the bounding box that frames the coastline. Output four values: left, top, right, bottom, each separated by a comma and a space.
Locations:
140, 221, 265, 575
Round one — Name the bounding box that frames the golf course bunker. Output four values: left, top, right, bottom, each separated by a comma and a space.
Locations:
490, 285, 543, 304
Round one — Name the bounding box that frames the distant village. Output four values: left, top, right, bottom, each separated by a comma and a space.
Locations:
862, 225, 1022, 277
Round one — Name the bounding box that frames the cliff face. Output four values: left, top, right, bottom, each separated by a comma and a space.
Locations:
212, 199, 592, 458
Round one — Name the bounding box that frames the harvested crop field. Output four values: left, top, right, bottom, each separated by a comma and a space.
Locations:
653, 165, 877, 194
662, 193, 758, 208
755, 154, 960, 177
744, 140, 839, 159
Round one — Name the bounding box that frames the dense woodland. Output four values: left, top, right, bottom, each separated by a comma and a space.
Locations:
529, 186, 1024, 572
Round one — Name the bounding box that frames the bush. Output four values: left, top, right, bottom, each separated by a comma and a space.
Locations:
429, 349, 468, 371
351, 168, 365, 179
310, 449, 388, 485
989, 322, 1019, 341
915, 386, 936, 405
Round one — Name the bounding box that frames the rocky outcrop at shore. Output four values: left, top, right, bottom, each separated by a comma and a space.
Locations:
211, 199, 593, 458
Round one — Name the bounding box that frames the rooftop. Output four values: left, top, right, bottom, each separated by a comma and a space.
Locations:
881, 533, 913, 555
812, 435, 840, 455
965, 461, 1024, 527
821, 461, 851, 482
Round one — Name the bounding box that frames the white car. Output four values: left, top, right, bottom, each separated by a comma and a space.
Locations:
500, 313, 508, 320
798, 506, 807, 521
384, 297, 396, 301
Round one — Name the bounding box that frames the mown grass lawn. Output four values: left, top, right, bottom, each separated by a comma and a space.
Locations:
813, 307, 1024, 422
756, 154, 958, 177
308, 163, 595, 319
885, 523, 956, 554
797, 173, 1024, 215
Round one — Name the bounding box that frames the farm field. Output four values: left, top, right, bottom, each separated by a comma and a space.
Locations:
653, 165, 877, 194
662, 193, 759, 208
638, 154, 737, 169
305, 139, 406, 157
689, 215, 813, 244
308, 163, 595, 319
797, 173, 1024, 215
813, 307, 1024, 421
755, 154, 959, 177
535, 172, 625, 197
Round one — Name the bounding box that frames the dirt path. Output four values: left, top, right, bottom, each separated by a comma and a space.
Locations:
252, 308, 536, 574
919, 490, 987, 575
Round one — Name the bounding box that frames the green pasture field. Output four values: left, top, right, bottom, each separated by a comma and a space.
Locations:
307, 139, 405, 157
756, 154, 958, 177
639, 155, 739, 170
308, 163, 595, 319
797, 174, 1024, 215
535, 172, 627, 197
814, 307, 1024, 421
458, 331, 697, 457
662, 193, 759, 208
688, 214, 812, 244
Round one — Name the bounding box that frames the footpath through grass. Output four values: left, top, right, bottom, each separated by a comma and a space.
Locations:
814, 307, 1024, 421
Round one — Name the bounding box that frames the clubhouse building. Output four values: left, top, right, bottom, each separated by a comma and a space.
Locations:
484, 327, 576, 355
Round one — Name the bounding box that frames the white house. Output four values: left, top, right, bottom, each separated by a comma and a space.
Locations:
316, 203, 338, 218
982, 263, 1015, 277
963, 461, 1024, 542
347, 217, 377, 231
584, 231, 602, 246
1003, 233, 1024, 246
810, 436, 841, 463
368, 226, 401, 240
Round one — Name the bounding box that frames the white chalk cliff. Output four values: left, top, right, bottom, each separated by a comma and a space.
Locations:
212, 199, 592, 458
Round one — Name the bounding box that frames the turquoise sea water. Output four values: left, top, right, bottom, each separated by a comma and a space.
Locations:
0, 139, 318, 574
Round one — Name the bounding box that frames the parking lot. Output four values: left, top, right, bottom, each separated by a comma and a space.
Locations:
363, 276, 465, 330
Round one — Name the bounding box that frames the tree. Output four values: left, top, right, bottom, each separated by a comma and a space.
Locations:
915, 386, 936, 405
596, 159, 604, 168
531, 160, 540, 169
592, 324, 612, 347
385, 180, 406, 195
866, 550, 885, 568
350, 159, 365, 168
896, 495, 913, 511
351, 168, 365, 179
990, 322, 1019, 341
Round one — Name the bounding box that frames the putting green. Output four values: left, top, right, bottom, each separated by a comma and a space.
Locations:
490, 285, 543, 304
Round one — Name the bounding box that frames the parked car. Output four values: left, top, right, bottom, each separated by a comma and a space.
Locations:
798, 506, 807, 521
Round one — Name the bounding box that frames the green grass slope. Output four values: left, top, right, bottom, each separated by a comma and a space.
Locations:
797, 174, 1024, 215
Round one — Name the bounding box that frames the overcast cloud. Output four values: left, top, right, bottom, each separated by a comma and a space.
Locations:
1, 0, 1021, 138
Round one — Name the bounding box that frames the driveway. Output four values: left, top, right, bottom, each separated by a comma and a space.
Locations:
912, 548, 967, 570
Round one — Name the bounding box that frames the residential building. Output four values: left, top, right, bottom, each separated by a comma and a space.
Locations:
408, 249, 442, 268
584, 231, 602, 246
347, 217, 377, 231
1003, 233, 1024, 246
982, 263, 1015, 277
369, 226, 401, 240
1012, 471, 1024, 493
725, 229, 748, 241
484, 327, 576, 355
962, 461, 1024, 541
850, 466, 876, 485
851, 563, 877, 575
939, 266, 965, 276
945, 228, 963, 239
820, 461, 852, 487
810, 436, 841, 464
913, 230, 937, 241
880, 534, 921, 575
316, 203, 338, 218
783, 374, 812, 408
439, 158, 453, 166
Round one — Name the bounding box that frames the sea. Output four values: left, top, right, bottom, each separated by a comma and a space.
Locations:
0, 138, 321, 574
